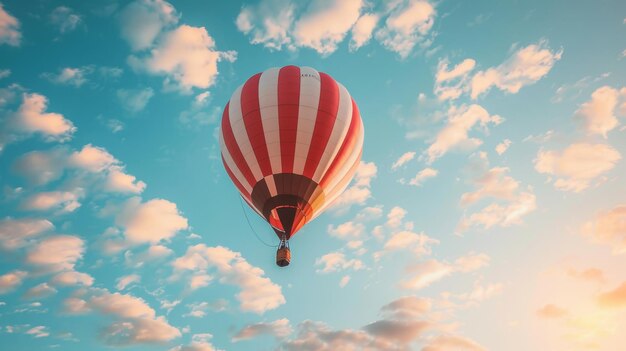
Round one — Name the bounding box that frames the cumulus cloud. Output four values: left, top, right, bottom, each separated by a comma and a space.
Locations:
69, 144, 118, 172
534, 143, 621, 192
49, 6, 82, 33
391, 151, 415, 170
105, 167, 147, 193
170, 333, 220, 351
26, 235, 85, 272
458, 154, 536, 233
51, 271, 94, 286
115, 197, 188, 244
400, 253, 489, 290
0, 218, 53, 250
1, 92, 76, 151
232, 318, 292, 342
129, 25, 236, 92
495, 139, 512, 155
327, 221, 365, 240
375, 0, 436, 59
172, 244, 285, 313
0, 3, 21, 46
119, 0, 179, 51
315, 252, 364, 273
291, 0, 364, 55
581, 205, 626, 254
12, 148, 68, 185
236, 0, 295, 51
374, 230, 438, 260
23, 282, 57, 299
124, 244, 173, 268
117, 87, 154, 112
71, 289, 181, 344
470, 40, 562, 99
575, 86, 623, 138
0, 270, 27, 294
350, 13, 379, 51
434, 58, 476, 101
116, 274, 141, 290
42, 67, 89, 87
329, 161, 377, 212
20, 190, 82, 213
408, 167, 438, 186
425, 104, 502, 163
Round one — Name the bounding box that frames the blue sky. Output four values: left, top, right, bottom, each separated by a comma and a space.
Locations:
0, 0, 625, 350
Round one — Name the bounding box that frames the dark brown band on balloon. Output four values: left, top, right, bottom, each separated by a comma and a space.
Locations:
251, 173, 322, 238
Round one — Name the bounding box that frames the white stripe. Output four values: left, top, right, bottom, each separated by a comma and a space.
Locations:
242, 195, 264, 218
219, 130, 252, 194
265, 175, 278, 196
229, 85, 263, 182
312, 83, 353, 182
318, 122, 364, 206
293, 66, 321, 175
314, 151, 362, 219
258, 67, 282, 174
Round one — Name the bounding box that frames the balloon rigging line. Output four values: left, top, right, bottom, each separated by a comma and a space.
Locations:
239, 197, 279, 248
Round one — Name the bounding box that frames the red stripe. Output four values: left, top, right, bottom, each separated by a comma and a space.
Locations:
221, 102, 256, 187
320, 99, 362, 189
303, 72, 340, 178
277, 66, 301, 174
222, 156, 251, 201
241, 73, 272, 177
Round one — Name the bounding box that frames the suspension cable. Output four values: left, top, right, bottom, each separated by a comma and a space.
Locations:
239, 197, 279, 248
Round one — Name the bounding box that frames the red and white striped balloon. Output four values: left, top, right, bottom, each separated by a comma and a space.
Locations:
219, 66, 363, 239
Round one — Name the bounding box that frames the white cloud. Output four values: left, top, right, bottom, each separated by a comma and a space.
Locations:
25, 326, 49, 338
535, 143, 621, 192
42, 67, 90, 87
291, 0, 364, 55
0, 270, 27, 294
13, 148, 67, 185
119, 0, 179, 51
114, 274, 140, 291
0, 3, 21, 46
330, 161, 377, 212
124, 244, 173, 268
0, 68, 10, 79
392, 151, 416, 170
339, 275, 351, 287
0, 218, 53, 250
117, 87, 154, 112
105, 167, 147, 194
179, 92, 221, 126
400, 253, 489, 290
315, 252, 364, 273
172, 244, 285, 313
425, 104, 502, 163
422, 335, 487, 351
327, 221, 365, 240
350, 13, 379, 51
129, 25, 236, 92
495, 139, 512, 155
386, 206, 407, 228
170, 333, 220, 351
20, 190, 82, 213
375, 0, 436, 59
51, 271, 94, 286
458, 191, 536, 232
434, 58, 476, 101
26, 235, 85, 272
460, 167, 519, 207
49, 6, 82, 33
408, 167, 438, 186
232, 318, 292, 342
1, 92, 76, 150
24, 282, 57, 299
575, 86, 623, 138
374, 230, 438, 260
82, 289, 181, 344
471, 40, 562, 99
116, 197, 188, 244
582, 205, 626, 254
69, 144, 118, 172
236, 0, 295, 51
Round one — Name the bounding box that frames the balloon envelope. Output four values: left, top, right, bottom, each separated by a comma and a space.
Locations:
219, 66, 364, 239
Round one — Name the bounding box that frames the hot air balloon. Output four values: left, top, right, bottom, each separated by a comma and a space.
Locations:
219, 66, 364, 267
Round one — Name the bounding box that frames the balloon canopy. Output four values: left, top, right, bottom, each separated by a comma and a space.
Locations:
219, 65, 364, 241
